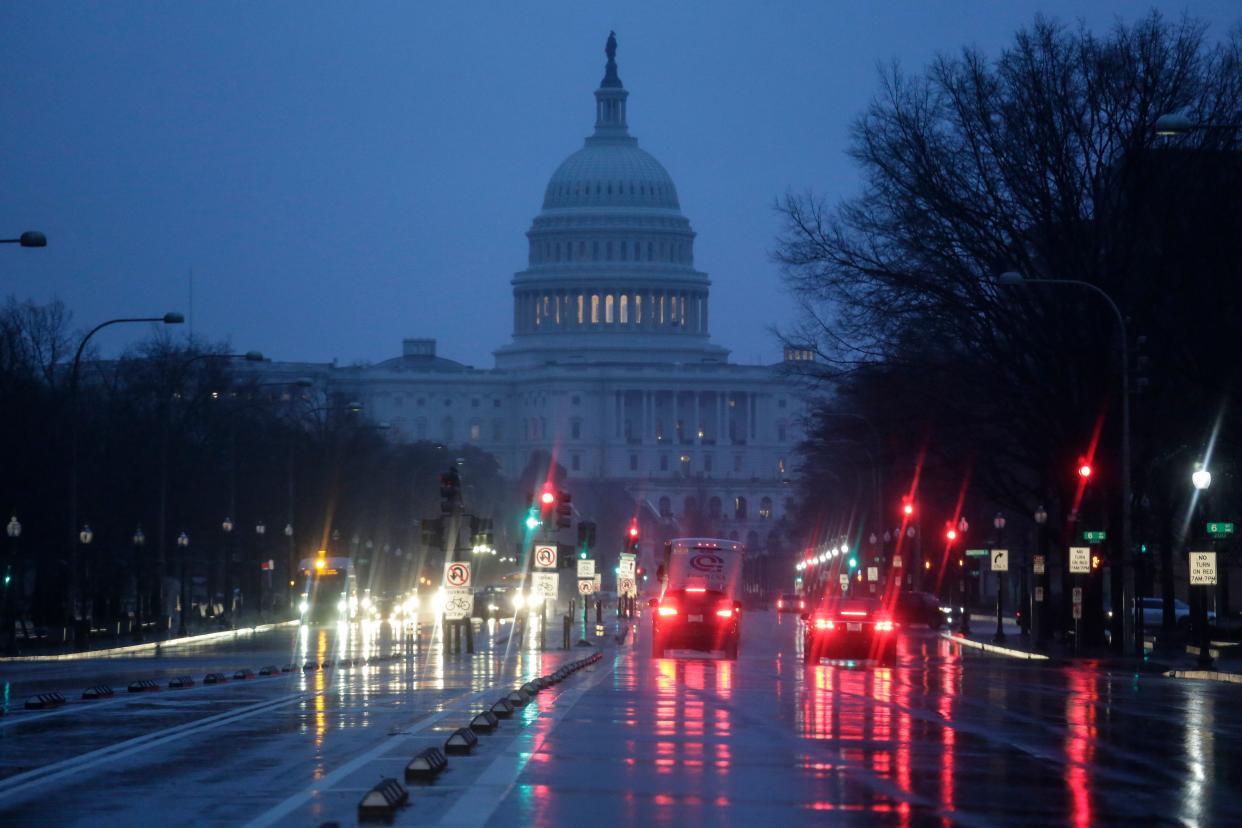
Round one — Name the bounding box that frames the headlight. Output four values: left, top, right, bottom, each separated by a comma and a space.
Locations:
361, 596, 372, 610
337, 599, 347, 613
298, 600, 309, 614
432, 589, 446, 613
405, 597, 419, 613
512, 592, 525, 610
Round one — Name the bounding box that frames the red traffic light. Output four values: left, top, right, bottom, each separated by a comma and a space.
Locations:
628, 524, 639, 538
945, 527, 958, 541
539, 489, 556, 506
1077, 459, 1093, 479
903, 502, 914, 516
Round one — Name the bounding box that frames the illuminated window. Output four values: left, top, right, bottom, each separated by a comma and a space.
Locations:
605, 294, 614, 324
619, 294, 628, 323
680, 454, 691, 475
759, 497, 772, 520
469, 422, 481, 442
734, 497, 748, 520
635, 295, 643, 323
577, 294, 584, 325
778, 458, 786, 476
591, 294, 600, 324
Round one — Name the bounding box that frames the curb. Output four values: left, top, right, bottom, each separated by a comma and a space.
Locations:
0, 620, 298, 662
940, 632, 1050, 661
1165, 669, 1242, 684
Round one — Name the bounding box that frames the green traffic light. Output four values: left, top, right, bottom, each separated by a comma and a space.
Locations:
524, 512, 540, 530
848, 556, 858, 570
579, 550, 587, 560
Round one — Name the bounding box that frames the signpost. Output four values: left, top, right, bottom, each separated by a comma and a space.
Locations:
534, 545, 557, 570
1033, 555, 1046, 575
577, 579, 594, 595
444, 587, 473, 621
1082, 530, 1107, 544
990, 549, 1009, 572
839, 574, 849, 591
618, 553, 636, 578
618, 576, 636, 597
446, 561, 471, 588
577, 559, 595, 579
866, 566, 878, 582
1068, 547, 1091, 574
532, 572, 559, 602
1189, 551, 1218, 586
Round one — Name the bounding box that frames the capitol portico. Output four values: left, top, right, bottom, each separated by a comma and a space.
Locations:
249, 34, 806, 554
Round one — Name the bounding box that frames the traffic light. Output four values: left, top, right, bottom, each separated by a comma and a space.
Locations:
577, 521, 597, 549
1077, 458, 1093, 479
901, 498, 914, 517
847, 556, 858, 570
420, 518, 443, 548
440, 468, 462, 514
945, 525, 958, 542
524, 507, 541, 531
556, 490, 572, 529
626, 521, 640, 555
1091, 553, 1102, 571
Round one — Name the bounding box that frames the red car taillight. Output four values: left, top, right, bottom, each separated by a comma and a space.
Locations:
800, 600, 805, 610
777, 600, 783, 609
814, 618, 834, 630
874, 620, 894, 632
657, 605, 678, 617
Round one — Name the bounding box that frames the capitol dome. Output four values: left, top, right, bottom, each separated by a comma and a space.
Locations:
495, 32, 727, 370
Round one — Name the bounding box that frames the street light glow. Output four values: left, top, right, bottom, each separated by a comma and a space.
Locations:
1192, 466, 1212, 490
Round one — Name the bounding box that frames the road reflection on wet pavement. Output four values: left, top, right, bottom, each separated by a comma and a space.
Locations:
0, 612, 1238, 825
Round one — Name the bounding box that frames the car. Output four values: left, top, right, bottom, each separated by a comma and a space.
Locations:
776, 593, 806, 614
1136, 597, 1215, 628
651, 588, 742, 659
803, 597, 897, 665
894, 591, 950, 629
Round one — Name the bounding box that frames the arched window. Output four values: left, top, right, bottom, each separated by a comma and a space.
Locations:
684, 496, 697, 516
619, 294, 628, 324
605, 294, 614, 324
606, 240, 613, 260
591, 294, 600, 324
659, 496, 672, 518
746, 530, 760, 550
759, 497, 773, 520
708, 496, 722, 518
647, 241, 654, 261
734, 496, 747, 520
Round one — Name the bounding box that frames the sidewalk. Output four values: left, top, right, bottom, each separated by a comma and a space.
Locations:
939, 613, 1242, 680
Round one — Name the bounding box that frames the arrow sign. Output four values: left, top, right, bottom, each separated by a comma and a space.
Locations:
446, 561, 471, 587
991, 549, 1009, 572
534, 545, 557, 569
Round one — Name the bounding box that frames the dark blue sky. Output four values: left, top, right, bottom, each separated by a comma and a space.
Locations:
2, 2, 1235, 367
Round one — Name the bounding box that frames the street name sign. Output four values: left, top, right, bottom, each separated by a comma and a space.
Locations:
991, 549, 1009, 572
965, 548, 989, 558
446, 562, 471, 588
1207, 522, 1235, 538
445, 587, 474, 620
1190, 551, 1218, 586
1072, 603, 1082, 620
534, 545, 557, 570
1068, 547, 1091, 574
1033, 555, 1046, 575
532, 572, 559, 601
577, 559, 595, 579
1083, 530, 1106, 544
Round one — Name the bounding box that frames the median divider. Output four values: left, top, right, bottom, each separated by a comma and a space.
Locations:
203, 672, 228, 685
490, 698, 514, 718
469, 710, 500, 733
357, 777, 408, 822
25, 692, 66, 710
81, 685, 113, 700
258, 665, 279, 676
233, 669, 255, 680
505, 688, 531, 707
127, 679, 160, 693
940, 632, 1050, 661
444, 727, 479, 755
168, 676, 195, 689
404, 747, 448, 782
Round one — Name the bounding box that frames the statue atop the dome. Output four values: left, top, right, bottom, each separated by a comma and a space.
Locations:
601, 31, 622, 88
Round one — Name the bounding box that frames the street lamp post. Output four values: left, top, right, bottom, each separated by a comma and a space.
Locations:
255, 521, 267, 619
221, 516, 234, 626
997, 271, 1137, 658
78, 525, 93, 636
993, 512, 1007, 643
131, 526, 146, 642
1191, 465, 1215, 670
956, 517, 971, 634
67, 312, 183, 646
176, 531, 190, 636
5, 515, 21, 655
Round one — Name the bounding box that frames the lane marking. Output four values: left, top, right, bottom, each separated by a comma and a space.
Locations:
0, 693, 306, 803
437, 658, 613, 826
0, 621, 298, 662
939, 632, 1049, 660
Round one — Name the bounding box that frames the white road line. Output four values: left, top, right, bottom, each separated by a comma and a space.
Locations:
0, 621, 298, 662
0, 693, 306, 803
242, 687, 487, 828
939, 632, 1050, 660
437, 659, 613, 827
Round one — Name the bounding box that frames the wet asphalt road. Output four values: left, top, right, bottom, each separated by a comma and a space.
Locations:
0, 611, 1238, 826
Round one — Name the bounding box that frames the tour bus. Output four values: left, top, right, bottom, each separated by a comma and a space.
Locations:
650, 537, 745, 659
297, 551, 359, 624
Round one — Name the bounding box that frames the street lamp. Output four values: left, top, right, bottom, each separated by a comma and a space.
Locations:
993, 512, 1007, 643
1, 231, 47, 247
5, 516, 21, 654
1033, 505, 1048, 643
1192, 466, 1212, 491
67, 312, 183, 643
1190, 463, 1215, 668
1154, 112, 1242, 137
176, 531, 190, 636
997, 270, 1137, 657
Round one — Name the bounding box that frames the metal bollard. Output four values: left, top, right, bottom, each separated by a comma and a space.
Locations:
464, 617, 474, 654
563, 614, 571, 649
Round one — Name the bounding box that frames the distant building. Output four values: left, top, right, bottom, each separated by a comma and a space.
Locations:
246, 36, 805, 559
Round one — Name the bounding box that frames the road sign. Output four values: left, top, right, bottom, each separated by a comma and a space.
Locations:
965, 548, 989, 558
1068, 547, 1091, 574
1082, 530, 1107, 544
618, 576, 636, 596
1207, 522, 1235, 538
1034, 586, 1045, 602
593, 574, 602, 592
446, 561, 471, 588
1071, 587, 1083, 604
534, 545, 557, 569
892, 555, 902, 568
866, 566, 879, 582
839, 574, 849, 589
444, 587, 473, 620
991, 549, 1009, 572
1072, 603, 1082, 620
1190, 551, 1218, 586
1033, 555, 1046, 575
577, 579, 594, 595
619, 553, 636, 578
532, 572, 559, 601
577, 558, 595, 579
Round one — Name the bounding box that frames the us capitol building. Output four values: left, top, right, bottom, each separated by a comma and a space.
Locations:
249, 35, 807, 555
